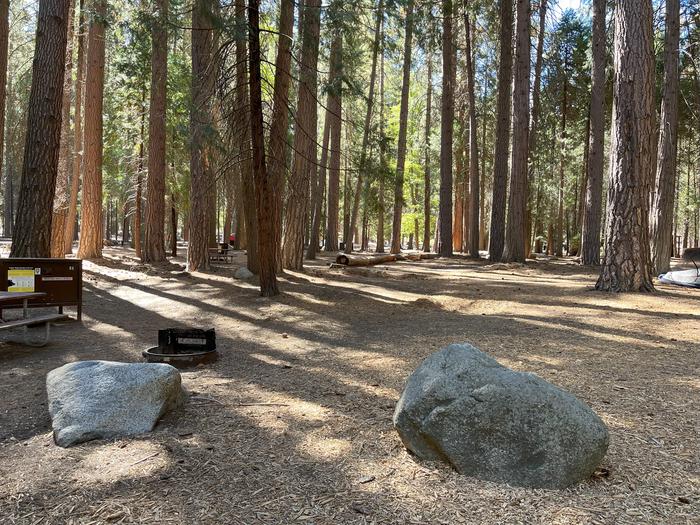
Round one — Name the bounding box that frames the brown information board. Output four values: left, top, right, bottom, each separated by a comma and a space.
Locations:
0, 258, 82, 320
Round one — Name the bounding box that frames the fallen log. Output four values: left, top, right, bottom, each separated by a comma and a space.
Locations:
335, 253, 398, 266
335, 252, 438, 266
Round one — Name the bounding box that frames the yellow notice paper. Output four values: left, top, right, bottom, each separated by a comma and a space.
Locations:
8, 269, 35, 292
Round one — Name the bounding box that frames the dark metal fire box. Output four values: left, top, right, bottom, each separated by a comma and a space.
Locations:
143, 328, 218, 367
0, 258, 83, 320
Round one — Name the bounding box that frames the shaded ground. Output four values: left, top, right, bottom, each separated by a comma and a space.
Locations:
0, 246, 698, 524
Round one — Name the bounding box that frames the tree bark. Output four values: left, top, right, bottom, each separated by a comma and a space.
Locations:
12, 0, 71, 257
525, 0, 547, 258
64, 0, 86, 255
324, 33, 342, 252
283, 0, 321, 269
0, 0, 9, 237
581, 0, 606, 265
188, 0, 216, 271
76, 0, 106, 259
249, 0, 278, 296
307, 101, 330, 259
555, 56, 568, 258
376, 25, 386, 253
650, 0, 680, 274
422, 51, 433, 252
488, 0, 513, 261
390, 0, 415, 254
50, 0, 76, 258
596, 0, 655, 292
134, 87, 146, 258
267, 0, 294, 270
234, 0, 258, 272
438, 0, 454, 257
464, 6, 480, 258
143, 0, 169, 263
346, 0, 383, 254
502, 0, 530, 263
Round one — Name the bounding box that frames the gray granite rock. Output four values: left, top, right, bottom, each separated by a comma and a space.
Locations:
393, 343, 609, 488
47, 360, 186, 447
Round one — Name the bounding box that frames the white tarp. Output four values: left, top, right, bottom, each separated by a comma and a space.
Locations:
658, 269, 700, 288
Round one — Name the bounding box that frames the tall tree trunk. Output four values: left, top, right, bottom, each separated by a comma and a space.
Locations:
422, 51, 432, 252
64, 0, 86, 254
488, 0, 513, 261
376, 25, 386, 253
346, 0, 383, 254
581, 0, 606, 265
12, 0, 71, 257
438, 0, 454, 257
525, 0, 547, 258
324, 33, 342, 252
283, 0, 321, 269
143, 0, 169, 262
596, 0, 655, 292
76, 0, 106, 259
0, 0, 9, 237
50, 0, 75, 258
555, 58, 568, 258
188, 0, 215, 271
234, 0, 258, 272
171, 194, 178, 256
307, 100, 330, 259
502, 0, 530, 262
134, 87, 146, 258
268, 0, 294, 269
452, 119, 464, 253
249, 0, 278, 295
464, 6, 480, 257
390, 0, 415, 254
650, 0, 680, 274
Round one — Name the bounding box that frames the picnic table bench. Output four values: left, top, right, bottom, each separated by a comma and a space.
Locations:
208, 244, 235, 264
0, 292, 68, 346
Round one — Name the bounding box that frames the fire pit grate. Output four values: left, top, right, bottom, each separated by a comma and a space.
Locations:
143, 328, 218, 368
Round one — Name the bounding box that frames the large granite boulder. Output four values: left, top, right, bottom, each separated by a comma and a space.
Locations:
393, 344, 609, 488
47, 361, 186, 447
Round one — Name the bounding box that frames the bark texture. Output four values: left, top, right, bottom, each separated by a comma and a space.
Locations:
64, 0, 86, 255
488, 0, 513, 261
188, 0, 215, 271
0, 1, 10, 236
390, 0, 414, 254
422, 52, 432, 252
324, 34, 342, 252
50, 0, 76, 258
76, 0, 106, 259
268, 0, 294, 269
249, 0, 278, 295
283, 0, 321, 269
234, 0, 258, 273
464, 7, 480, 258
650, 0, 680, 274
438, 0, 454, 257
143, 0, 169, 263
581, 0, 606, 265
596, 0, 655, 292
502, 0, 530, 263
346, 0, 383, 254
12, 0, 71, 257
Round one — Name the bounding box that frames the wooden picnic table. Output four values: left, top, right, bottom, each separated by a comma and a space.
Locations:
0, 291, 68, 346
0, 291, 47, 320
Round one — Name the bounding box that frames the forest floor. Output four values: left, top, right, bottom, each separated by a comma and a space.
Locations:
0, 245, 698, 524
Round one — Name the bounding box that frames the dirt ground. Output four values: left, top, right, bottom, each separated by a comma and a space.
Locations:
0, 246, 698, 524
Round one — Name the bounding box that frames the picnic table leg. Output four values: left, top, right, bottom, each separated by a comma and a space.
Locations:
22, 299, 28, 319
